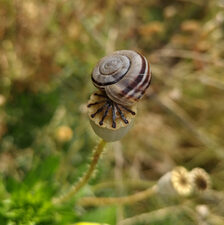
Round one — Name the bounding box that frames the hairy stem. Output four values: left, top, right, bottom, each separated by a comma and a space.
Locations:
79, 185, 157, 206
53, 139, 107, 204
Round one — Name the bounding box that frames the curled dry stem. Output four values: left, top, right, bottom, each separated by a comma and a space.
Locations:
53, 139, 107, 204
78, 185, 157, 207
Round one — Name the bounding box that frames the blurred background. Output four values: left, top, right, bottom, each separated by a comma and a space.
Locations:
0, 0, 224, 224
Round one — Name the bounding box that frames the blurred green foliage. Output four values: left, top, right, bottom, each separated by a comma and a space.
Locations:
0, 0, 224, 224
5, 89, 59, 148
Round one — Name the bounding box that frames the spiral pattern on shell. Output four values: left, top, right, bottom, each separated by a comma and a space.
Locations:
91, 50, 151, 106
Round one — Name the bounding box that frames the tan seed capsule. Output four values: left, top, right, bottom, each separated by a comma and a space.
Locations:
87, 91, 137, 142
157, 167, 193, 197
190, 168, 211, 192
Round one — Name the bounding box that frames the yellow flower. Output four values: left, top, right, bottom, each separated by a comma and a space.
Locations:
55, 126, 73, 142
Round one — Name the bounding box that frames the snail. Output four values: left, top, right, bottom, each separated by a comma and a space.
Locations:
87, 50, 152, 142
91, 50, 151, 106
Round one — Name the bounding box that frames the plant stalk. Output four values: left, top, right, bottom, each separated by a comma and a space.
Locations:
53, 139, 107, 204
79, 185, 157, 206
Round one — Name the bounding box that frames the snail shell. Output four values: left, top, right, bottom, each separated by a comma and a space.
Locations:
91, 50, 151, 106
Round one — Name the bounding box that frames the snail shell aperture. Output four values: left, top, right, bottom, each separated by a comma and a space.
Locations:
91, 50, 151, 106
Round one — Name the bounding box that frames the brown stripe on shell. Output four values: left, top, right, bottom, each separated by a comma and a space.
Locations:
137, 69, 152, 100
125, 55, 149, 101
120, 74, 144, 96
128, 62, 151, 101
120, 53, 146, 97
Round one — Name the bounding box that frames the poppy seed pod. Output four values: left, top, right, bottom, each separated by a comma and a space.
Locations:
190, 168, 211, 192
87, 91, 137, 142
157, 167, 193, 197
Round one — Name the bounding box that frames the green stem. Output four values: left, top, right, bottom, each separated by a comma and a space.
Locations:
78, 185, 157, 206
53, 139, 107, 204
